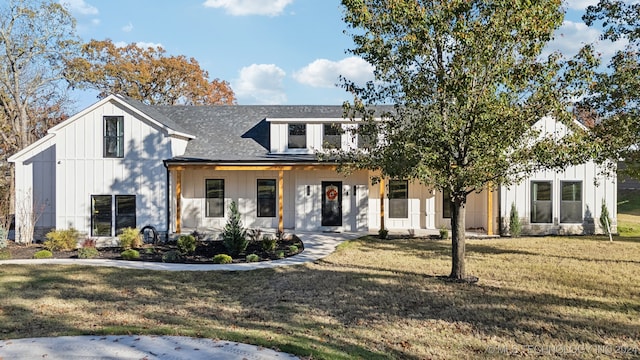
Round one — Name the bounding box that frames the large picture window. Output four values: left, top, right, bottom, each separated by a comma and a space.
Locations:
257, 179, 276, 217
288, 124, 306, 149
531, 181, 552, 223
389, 180, 408, 218
104, 116, 124, 158
561, 181, 582, 223
206, 179, 225, 217
91, 194, 136, 236
323, 123, 342, 149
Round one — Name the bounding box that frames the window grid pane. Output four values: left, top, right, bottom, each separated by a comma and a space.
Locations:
257, 179, 276, 217
92, 195, 112, 236
115, 195, 136, 233
531, 181, 552, 223
288, 124, 307, 149
104, 116, 124, 158
443, 190, 451, 218
389, 180, 408, 218
206, 179, 224, 217
323, 123, 342, 149
561, 181, 582, 223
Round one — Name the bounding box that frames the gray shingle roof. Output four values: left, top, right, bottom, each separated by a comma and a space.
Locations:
122, 98, 392, 163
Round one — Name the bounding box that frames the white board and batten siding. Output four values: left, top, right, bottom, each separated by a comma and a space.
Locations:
51, 99, 173, 237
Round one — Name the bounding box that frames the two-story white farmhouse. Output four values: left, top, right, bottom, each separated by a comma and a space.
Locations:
9, 94, 617, 242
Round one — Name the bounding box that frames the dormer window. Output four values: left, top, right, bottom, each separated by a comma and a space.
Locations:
104, 116, 124, 158
288, 124, 306, 149
323, 123, 343, 149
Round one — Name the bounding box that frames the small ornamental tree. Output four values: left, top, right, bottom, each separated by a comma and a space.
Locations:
509, 203, 522, 238
222, 201, 248, 256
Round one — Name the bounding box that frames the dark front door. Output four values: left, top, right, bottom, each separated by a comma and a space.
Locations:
322, 181, 342, 226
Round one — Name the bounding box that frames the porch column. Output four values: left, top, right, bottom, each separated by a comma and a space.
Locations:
380, 178, 385, 230
278, 169, 284, 232
176, 170, 182, 234
487, 184, 493, 235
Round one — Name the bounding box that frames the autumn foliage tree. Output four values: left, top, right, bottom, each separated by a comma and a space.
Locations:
339, 0, 593, 280
65, 39, 236, 105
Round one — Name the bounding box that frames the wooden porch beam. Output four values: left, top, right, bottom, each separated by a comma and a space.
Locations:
278, 169, 284, 233
487, 184, 493, 236
380, 178, 385, 231
176, 170, 182, 234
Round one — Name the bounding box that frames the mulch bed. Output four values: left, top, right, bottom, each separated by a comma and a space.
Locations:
1, 236, 304, 264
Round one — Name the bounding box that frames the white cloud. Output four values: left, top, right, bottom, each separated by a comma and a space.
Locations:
59, 0, 98, 15
544, 20, 628, 61
233, 64, 287, 104
91, 19, 100, 26
113, 41, 163, 49
122, 22, 134, 33
563, 0, 598, 10
293, 57, 375, 88
202, 0, 294, 16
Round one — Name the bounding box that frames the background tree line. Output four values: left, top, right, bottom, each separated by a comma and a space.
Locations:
0, 0, 236, 232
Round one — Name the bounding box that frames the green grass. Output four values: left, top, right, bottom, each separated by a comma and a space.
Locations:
618, 189, 640, 237
1, 236, 639, 359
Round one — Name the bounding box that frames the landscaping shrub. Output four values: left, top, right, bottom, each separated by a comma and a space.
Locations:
261, 235, 277, 252
288, 245, 299, 253
222, 201, 248, 256
276, 250, 285, 259
378, 228, 389, 239
162, 250, 183, 263
439, 227, 449, 240
119, 227, 142, 250
177, 234, 196, 255
78, 247, 99, 259
33, 250, 53, 259
120, 249, 140, 260
0, 249, 10, 260
212, 254, 232, 264
247, 228, 262, 242
0, 227, 7, 249
190, 230, 205, 242
509, 202, 522, 238
44, 228, 80, 251
246, 253, 260, 262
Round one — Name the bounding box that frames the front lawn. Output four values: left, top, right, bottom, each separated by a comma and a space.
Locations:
1, 235, 638, 359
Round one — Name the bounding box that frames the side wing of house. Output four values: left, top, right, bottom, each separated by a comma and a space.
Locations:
499, 117, 617, 235
10, 95, 191, 243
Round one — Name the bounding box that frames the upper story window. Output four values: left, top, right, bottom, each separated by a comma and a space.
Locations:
357, 123, 377, 149
104, 116, 124, 158
288, 124, 306, 149
323, 123, 343, 149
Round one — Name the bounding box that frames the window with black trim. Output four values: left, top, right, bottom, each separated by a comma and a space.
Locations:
288, 124, 306, 149
257, 179, 276, 217
206, 179, 225, 217
104, 116, 124, 158
389, 180, 408, 218
560, 181, 582, 223
323, 123, 342, 149
92, 195, 112, 236
531, 181, 552, 223
116, 195, 136, 233
443, 190, 451, 218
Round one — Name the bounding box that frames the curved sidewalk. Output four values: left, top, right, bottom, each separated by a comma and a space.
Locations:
0, 232, 361, 359
0, 231, 361, 271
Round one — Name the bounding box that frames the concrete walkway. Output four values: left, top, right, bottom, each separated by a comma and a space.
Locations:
0, 232, 362, 359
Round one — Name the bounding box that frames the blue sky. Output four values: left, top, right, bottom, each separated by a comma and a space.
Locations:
61, 0, 630, 110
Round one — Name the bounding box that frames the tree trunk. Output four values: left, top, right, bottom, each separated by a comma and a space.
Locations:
450, 197, 467, 279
